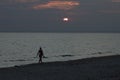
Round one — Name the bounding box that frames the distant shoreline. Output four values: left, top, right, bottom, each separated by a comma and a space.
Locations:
0, 32, 120, 33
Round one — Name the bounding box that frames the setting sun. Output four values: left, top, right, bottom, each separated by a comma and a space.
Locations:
63, 18, 69, 22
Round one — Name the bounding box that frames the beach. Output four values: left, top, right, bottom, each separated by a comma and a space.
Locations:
0, 33, 120, 68
0, 55, 120, 80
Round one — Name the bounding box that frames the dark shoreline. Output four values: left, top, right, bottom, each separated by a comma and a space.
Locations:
0, 55, 120, 80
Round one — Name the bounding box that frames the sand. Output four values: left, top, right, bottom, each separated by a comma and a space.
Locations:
0, 55, 120, 80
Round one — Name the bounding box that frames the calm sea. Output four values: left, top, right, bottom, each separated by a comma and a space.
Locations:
0, 33, 120, 68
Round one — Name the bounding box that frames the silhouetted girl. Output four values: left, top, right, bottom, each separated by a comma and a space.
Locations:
37, 47, 44, 63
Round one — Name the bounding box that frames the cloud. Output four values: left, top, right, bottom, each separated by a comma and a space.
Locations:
112, 0, 120, 2
15, 0, 38, 3
0, 0, 38, 4
33, 1, 80, 10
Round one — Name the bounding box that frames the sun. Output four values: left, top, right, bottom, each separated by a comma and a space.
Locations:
63, 17, 69, 22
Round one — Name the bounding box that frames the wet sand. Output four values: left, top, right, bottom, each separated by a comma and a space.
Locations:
0, 55, 120, 80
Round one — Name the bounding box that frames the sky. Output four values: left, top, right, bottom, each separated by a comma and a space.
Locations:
0, 0, 120, 32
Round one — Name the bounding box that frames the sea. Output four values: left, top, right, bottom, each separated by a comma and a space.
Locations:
0, 33, 120, 68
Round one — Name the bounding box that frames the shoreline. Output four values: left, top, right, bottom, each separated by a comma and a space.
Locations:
0, 54, 117, 69
0, 54, 118, 69
0, 55, 120, 80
